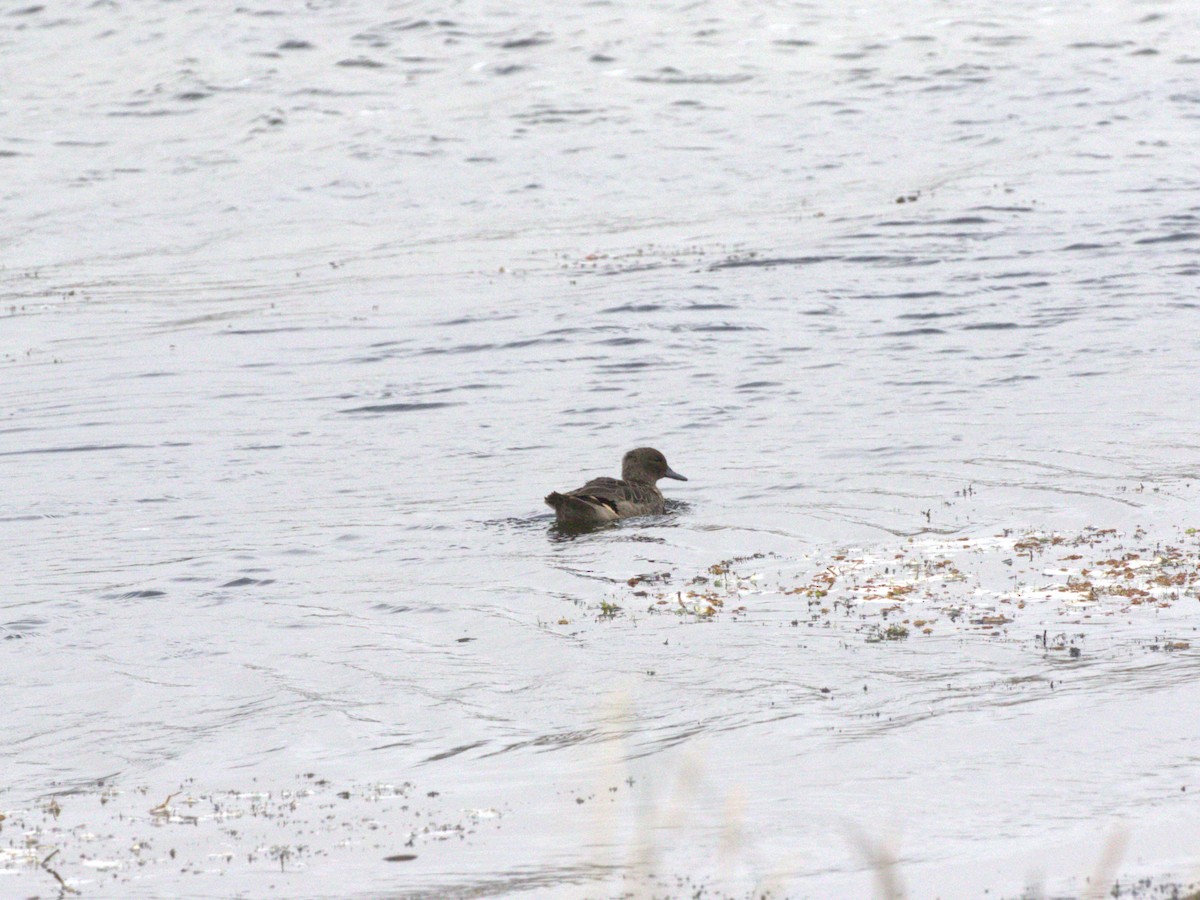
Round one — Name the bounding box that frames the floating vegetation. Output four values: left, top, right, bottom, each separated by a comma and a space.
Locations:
0, 776, 490, 895
626, 526, 1200, 650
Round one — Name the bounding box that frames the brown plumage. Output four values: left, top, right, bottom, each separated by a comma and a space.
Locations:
545, 447, 688, 528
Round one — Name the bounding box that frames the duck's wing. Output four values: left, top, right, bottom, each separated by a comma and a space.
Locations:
545, 477, 626, 526
565, 477, 626, 514
572, 477, 662, 516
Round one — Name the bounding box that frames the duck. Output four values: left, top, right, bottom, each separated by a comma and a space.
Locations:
545, 447, 687, 528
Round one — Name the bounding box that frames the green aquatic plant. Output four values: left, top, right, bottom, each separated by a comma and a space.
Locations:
866, 623, 910, 643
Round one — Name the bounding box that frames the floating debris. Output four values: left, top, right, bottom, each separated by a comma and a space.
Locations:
630, 526, 1200, 651
0, 776, 485, 895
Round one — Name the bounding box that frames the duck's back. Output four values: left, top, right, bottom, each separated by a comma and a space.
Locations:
545, 476, 665, 526
571, 477, 664, 517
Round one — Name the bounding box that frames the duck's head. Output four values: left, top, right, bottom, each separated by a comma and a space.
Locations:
622, 447, 687, 484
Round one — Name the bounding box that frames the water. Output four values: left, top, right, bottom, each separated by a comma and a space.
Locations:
4, 1, 1200, 896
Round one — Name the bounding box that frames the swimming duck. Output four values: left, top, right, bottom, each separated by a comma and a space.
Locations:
545, 447, 687, 528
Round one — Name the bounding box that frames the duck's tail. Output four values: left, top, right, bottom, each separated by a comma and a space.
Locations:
545, 492, 617, 527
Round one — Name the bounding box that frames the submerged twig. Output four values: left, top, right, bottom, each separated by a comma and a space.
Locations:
40, 848, 80, 896
150, 791, 180, 816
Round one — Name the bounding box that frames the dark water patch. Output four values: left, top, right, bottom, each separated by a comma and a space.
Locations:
594, 360, 655, 371
427, 383, 495, 393
634, 70, 754, 85
985, 271, 1049, 280
736, 381, 781, 390
1068, 370, 1108, 377
515, 113, 604, 129
111, 590, 167, 600
223, 326, 307, 335
513, 107, 600, 120
884, 327, 946, 336
597, 262, 678, 276
984, 374, 1040, 385
419, 342, 497, 354
107, 108, 196, 118
337, 57, 386, 68
594, 337, 648, 346
423, 741, 488, 763
483, 514, 559, 534
499, 35, 552, 49
601, 302, 663, 313
340, 401, 461, 414
686, 302, 738, 311
970, 206, 1035, 213
774, 39, 815, 47
0, 443, 148, 457
711, 255, 841, 270
3, 618, 45, 639
686, 323, 766, 332
500, 337, 566, 349
279, 40, 314, 50
852, 255, 937, 266
962, 321, 1021, 330
1069, 41, 1134, 49
842, 255, 899, 264
354, 18, 439, 40
372, 603, 413, 615
561, 405, 619, 414
222, 577, 274, 588
876, 291, 946, 299
479, 729, 601, 758
1135, 232, 1198, 244
292, 87, 391, 97
897, 310, 962, 320
864, 443, 942, 455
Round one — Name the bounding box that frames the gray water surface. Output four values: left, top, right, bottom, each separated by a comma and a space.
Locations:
4, 1, 1200, 896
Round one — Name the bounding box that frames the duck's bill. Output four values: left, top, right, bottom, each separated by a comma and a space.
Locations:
664, 468, 688, 481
